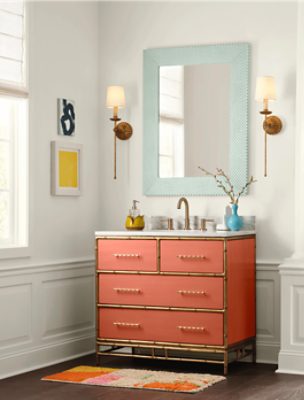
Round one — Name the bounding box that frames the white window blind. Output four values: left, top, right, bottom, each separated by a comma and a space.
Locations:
0, 1, 26, 90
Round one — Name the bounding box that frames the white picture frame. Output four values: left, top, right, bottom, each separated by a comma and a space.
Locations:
51, 141, 82, 196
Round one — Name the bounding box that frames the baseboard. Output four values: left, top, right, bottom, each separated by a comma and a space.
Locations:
277, 350, 304, 375
0, 335, 95, 380
256, 341, 279, 364
276, 368, 304, 375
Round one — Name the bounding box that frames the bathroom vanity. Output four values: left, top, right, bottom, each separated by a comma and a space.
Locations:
95, 230, 256, 374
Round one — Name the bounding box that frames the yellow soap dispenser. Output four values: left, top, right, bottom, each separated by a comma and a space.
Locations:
125, 200, 145, 231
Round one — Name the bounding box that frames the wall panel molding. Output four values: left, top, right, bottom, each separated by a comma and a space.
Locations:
0, 283, 33, 349
0, 260, 95, 379
42, 275, 94, 340
0, 257, 95, 276
256, 261, 280, 364
292, 285, 304, 345
278, 263, 304, 374
256, 260, 279, 271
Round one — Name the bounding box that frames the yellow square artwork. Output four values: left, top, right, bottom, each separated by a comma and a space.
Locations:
59, 150, 78, 188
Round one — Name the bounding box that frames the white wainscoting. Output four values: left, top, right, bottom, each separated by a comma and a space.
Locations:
0, 259, 95, 379
0, 258, 279, 379
256, 261, 280, 364
278, 263, 304, 374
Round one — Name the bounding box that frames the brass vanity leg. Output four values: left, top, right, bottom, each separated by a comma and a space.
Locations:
152, 347, 155, 359
252, 340, 257, 363
224, 351, 228, 375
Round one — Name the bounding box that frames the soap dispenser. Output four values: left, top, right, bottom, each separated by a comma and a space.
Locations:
125, 200, 145, 231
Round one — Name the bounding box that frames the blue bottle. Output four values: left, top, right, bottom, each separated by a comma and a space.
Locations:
227, 204, 243, 231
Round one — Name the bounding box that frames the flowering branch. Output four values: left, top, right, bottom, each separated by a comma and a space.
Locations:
235, 176, 256, 203
198, 166, 256, 204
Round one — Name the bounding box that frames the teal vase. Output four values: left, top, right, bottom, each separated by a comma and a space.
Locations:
227, 204, 243, 231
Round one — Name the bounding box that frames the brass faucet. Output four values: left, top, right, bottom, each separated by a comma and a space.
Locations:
177, 197, 190, 230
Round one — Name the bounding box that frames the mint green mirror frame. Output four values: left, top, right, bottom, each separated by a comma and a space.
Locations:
143, 43, 250, 196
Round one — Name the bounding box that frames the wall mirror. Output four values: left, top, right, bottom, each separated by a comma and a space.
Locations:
143, 43, 249, 196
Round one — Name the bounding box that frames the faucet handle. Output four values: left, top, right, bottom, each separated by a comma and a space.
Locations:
167, 218, 174, 231
200, 218, 214, 231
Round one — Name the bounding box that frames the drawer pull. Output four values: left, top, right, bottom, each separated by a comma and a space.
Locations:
113, 288, 141, 294
113, 322, 140, 328
177, 255, 206, 260
178, 290, 206, 295
178, 325, 205, 332
113, 253, 141, 258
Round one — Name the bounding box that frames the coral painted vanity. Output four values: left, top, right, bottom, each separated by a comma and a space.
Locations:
95, 231, 256, 374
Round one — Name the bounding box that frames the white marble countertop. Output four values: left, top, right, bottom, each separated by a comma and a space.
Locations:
95, 230, 255, 238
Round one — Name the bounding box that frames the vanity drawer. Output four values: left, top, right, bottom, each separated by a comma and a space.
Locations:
160, 240, 224, 273
99, 308, 223, 346
99, 275, 223, 309
97, 239, 157, 271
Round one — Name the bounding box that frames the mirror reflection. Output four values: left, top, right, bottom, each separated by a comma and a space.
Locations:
159, 64, 231, 178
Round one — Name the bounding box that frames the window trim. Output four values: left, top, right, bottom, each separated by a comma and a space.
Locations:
0, 245, 30, 260
0, 0, 29, 258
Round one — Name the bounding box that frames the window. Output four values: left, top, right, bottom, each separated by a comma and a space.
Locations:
159, 66, 184, 178
0, 1, 28, 251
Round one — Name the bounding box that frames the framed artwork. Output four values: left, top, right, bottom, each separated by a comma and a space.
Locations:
58, 98, 75, 136
51, 141, 82, 196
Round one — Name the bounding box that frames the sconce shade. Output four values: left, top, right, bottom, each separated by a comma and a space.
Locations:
106, 86, 126, 108
255, 76, 277, 101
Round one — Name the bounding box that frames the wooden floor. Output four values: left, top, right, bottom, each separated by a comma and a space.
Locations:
1, 354, 304, 400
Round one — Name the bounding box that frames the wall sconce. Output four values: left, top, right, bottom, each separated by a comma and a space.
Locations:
255, 76, 282, 177
106, 86, 133, 179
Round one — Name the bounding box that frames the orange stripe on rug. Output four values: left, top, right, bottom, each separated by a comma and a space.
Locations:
42, 366, 118, 383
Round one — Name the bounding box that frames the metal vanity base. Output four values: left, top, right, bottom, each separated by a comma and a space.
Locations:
96, 337, 256, 375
